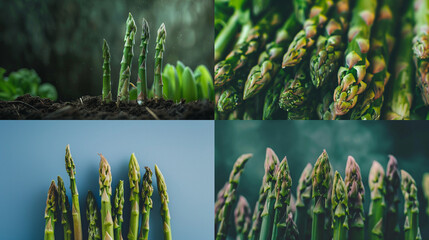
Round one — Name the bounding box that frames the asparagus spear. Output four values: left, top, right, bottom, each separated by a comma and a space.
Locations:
368, 161, 385, 240
215, 183, 230, 234
423, 173, 429, 217
401, 170, 422, 240
65, 145, 83, 240
217, 153, 253, 240
310, 150, 331, 240
154, 23, 166, 99
235, 196, 252, 240
58, 176, 73, 240
412, 0, 429, 105
294, 0, 316, 24
128, 153, 141, 240
309, 0, 350, 89
113, 180, 124, 240
139, 167, 153, 240
87, 191, 102, 240
271, 157, 292, 240
248, 177, 268, 240
102, 39, 112, 103
385, 2, 414, 120
345, 156, 365, 240
282, 0, 334, 68
284, 213, 299, 240
385, 155, 401, 240
217, 86, 241, 112
99, 153, 114, 240
137, 19, 150, 104
117, 13, 137, 103
155, 164, 172, 240
262, 71, 287, 120
332, 0, 377, 115
45, 181, 57, 240
258, 148, 280, 240
332, 171, 348, 240
295, 163, 312, 240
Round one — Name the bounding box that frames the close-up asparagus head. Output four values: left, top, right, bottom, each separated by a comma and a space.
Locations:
44, 180, 58, 240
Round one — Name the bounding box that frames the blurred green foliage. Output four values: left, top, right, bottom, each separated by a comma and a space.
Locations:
0, 68, 57, 100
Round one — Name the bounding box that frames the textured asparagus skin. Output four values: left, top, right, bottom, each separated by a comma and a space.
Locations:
65, 145, 83, 240
102, 39, 112, 103
412, 0, 429, 105
310, 0, 349, 89
215, 183, 230, 234
345, 156, 365, 240
154, 23, 166, 99
58, 176, 73, 240
118, 13, 137, 103
295, 163, 312, 240
332, 171, 348, 240
45, 181, 57, 240
128, 154, 141, 240
401, 170, 421, 240
137, 19, 150, 103
87, 191, 102, 240
368, 161, 385, 240
294, 0, 315, 24
271, 157, 292, 240
99, 154, 114, 240
217, 86, 241, 112
217, 154, 253, 240
258, 148, 280, 240
385, 3, 414, 120
262, 71, 287, 120
155, 164, 173, 240
284, 213, 299, 240
235, 196, 252, 240
385, 156, 401, 240
113, 180, 124, 240
282, 0, 334, 68
139, 167, 153, 240
333, 0, 377, 115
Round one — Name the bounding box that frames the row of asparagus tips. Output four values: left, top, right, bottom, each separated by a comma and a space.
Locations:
102, 13, 166, 105
44, 145, 171, 240
215, 148, 422, 240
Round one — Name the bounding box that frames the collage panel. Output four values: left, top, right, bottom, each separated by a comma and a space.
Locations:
0, 120, 214, 239
215, 121, 429, 239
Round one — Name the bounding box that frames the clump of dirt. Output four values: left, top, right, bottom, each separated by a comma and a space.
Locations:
0, 95, 213, 119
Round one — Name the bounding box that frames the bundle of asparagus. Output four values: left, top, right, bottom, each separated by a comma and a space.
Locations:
215, 148, 424, 239
43, 145, 173, 240
215, 0, 429, 120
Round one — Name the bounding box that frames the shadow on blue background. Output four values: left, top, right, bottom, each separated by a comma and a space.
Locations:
0, 120, 214, 239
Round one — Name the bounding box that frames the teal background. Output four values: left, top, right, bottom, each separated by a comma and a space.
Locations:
0, 120, 214, 239
215, 121, 429, 238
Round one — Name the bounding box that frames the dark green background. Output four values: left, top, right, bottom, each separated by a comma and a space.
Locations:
215, 121, 429, 238
0, 0, 213, 100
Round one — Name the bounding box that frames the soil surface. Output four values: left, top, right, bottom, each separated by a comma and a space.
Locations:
0, 95, 214, 120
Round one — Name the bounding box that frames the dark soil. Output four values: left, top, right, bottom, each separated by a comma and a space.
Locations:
0, 95, 214, 119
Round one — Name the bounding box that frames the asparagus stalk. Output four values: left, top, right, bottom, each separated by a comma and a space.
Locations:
412, 0, 429, 105
58, 176, 73, 240
45, 181, 57, 240
102, 39, 112, 103
215, 183, 230, 234
284, 213, 299, 240
311, 150, 331, 240
248, 178, 268, 240
139, 167, 153, 240
113, 180, 124, 240
258, 148, 280, 240
345, 156, 365, 240
217, 86, 240, 113
154, 23, 166, 99
155, 164, 173, 240
128, 153, 141, 240
117, 13, 137, 103
401, 170, 422, 240
137, 19, 150, 104
65, 145, 83, 240
332, 171, 348, 240
332, 0, 377, 115
99, 154, 114, 240
235, 196, 252, 240
87, 191, 102, 240
217, 153, 253, 240
282, 0, 334, 68
294, 0, 316, 24
423, 173, 429, 217
271, 157, 292, 240
295, 163, 312, 240
385, 155, 401, 240
385, 3, 414, 120
262, 71, 287, 120
368, 161, 385, 240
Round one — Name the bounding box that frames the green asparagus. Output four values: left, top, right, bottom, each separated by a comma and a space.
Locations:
295, 163, 312, 240
218, 86, 240, 112
368, 161, 385, 240
58, 176, 73, 240
284, 213, 299, 240
332, 171, 348, 240
294, 0, 315, 24
137, 18, 150, 103
102, 39, 112, 103
87, 191, 102, 240
385, 155, 401, 240
154, 23, 166, 99
113, 180, 124, 240
45, 181, 57, 240
99, 153, 114, 240
139, 167, 153, 240
235, 196, 252, 240
128, 153, 141, 240
215, 183, 230, 234
345, 156, 365, 240
401, 170, 422, 240
155, 164, 172, 240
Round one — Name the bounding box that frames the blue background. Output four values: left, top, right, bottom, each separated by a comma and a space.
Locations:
0, 120, 214, 239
